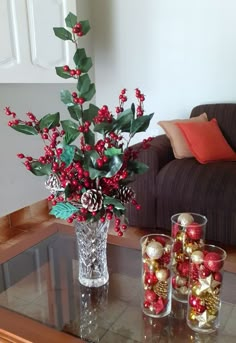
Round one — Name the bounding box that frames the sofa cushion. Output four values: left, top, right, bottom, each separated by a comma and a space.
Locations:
158, 113, 207, 159
176, 118, 236, 163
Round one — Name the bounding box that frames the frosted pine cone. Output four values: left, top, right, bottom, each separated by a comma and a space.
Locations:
117, 186, 135, 204
45, 174, 64, 195
81, 189, 103, 212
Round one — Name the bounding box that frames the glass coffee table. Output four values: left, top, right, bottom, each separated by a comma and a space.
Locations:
0, 222, 235, 342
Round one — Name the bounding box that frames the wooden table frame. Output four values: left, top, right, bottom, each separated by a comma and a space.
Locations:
0, 222, 140, 342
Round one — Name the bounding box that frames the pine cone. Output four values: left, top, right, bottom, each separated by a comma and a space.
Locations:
81, 189, 103, 212
45, 174, 64, 195
153, 281, 168, 299
117, 186, 135, 204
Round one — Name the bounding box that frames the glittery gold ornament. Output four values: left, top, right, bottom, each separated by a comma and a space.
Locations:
191, 250, 204, 264
189, 309, 197, 321
178, 213, 194, 227
204, 293, 220, 316
175, 252, 185, 263
191, 284, 202, 297
146, 241, 163, 260
149, 259, 159, 271
176, 231, 186, 242
155, 268, 169, 282
153, 281, 168, 299
185, 241, 199, 255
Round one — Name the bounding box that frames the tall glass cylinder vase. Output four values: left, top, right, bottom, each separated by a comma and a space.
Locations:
74, 220, 109, 288
187, 244, 227, 333
171, 213, 207, 303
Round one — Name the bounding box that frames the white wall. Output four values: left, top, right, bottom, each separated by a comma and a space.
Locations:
1, 0, 236, 216
91, 0, 236, 142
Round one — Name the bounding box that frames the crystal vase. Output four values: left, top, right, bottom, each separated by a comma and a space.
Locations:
74, 220, 109, 287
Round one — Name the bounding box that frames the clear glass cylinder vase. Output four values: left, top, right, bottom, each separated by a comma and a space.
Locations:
74, 220, 109, 287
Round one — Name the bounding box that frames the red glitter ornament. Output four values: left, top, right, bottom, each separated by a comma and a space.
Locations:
189, 295, 198, 307
145, 289, 157, 303
195, 298, 206, 314
172, 276, 177, 289
173, 240, 182, 253
177, 261, 190, 277
172, 223, 180, 238
186, 222, 203, 240
153, 297, 165, 314
203, 252, 223, 272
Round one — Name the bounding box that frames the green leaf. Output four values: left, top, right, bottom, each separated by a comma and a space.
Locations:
61, 120, 79, 144
83, 104, 99, 122
130, 113, 154, 135
68, 105, 82, 121
81, 83, 96, 101
61, 119, 78, 132
84, 150, 100, 167
116, 108, 134, 131
104, 196, 125, 210
127, 160, 149, 174
84, 129, 95, 146
65, 183, 72, 198
77, 74, 91, 94
73, 48, 86, 66
65, 12, 77, 28
11, 124, 38, 135
50, 202, 78, 220
74, 148, 83, 161
53, 27, 72, 41
88, 167, 105, 180
55, 66, 71, 79
64, 130, 80, 145
80, 20, 91, 35
29, 162, 51, 176
105, 155, 123, 177
60, 145, 75, 166
79, 57, 93, 73
39, 112, 60, 130
105, 147, 122, 157
93, 121, 114, 134
60, 90, 74, 106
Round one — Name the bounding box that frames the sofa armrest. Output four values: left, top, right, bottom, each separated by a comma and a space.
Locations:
126, 134, 174, 228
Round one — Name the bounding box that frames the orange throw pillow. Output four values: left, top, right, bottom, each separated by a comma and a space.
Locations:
176, 119, 236, 164
158, 113, 208, 159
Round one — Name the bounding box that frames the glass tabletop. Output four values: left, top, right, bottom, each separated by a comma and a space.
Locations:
0, 232, 236, 342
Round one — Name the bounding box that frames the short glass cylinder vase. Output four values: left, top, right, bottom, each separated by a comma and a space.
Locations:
171, 212, 207, 303
74, 220, 109, 288
141, 234, 173, 318
186, 244, 227, 333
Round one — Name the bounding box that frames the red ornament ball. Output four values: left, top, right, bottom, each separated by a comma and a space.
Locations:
203, 252, 223, 272
189, 295, 198, 307
214, 271, 223, 282
177, 261, 190, 277
186, 222, 203, 240
145, 289, 157, 303
172, 223, 180, 238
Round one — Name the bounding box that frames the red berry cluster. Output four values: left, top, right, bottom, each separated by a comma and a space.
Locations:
63, 65, 82, 77
72, 22, 83, 37
116, 88, 127, 114
94, 105, 112, 124
135, 88, 145, 117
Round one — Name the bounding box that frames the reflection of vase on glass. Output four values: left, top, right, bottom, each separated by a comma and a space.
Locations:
63, 283, 108, 342
171, 213, 207, 303
74, 220, 109, 288
187, 244, 227, 333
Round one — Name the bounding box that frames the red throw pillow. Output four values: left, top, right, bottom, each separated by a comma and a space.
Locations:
175, 119, 236, 164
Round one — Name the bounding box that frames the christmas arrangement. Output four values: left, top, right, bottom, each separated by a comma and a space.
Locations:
4, 12, 154, 236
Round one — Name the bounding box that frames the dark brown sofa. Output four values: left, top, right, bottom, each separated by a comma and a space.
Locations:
127, 104, 236, 246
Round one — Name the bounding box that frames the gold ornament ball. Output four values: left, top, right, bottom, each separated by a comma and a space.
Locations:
191, 250, 204, 264
177, 213, 194, 227
191, 285, 201, 297
176, 275, 187, 287
149, 260, 159, 271
155, 268, 169, 282
146, 241, 163, 260
189, 309, 197, 321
